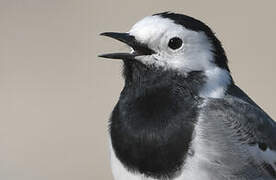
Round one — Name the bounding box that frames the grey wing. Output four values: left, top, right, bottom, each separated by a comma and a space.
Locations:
226, 84, 261, 108
199, 97, 276, 179
226, 84, 276, 148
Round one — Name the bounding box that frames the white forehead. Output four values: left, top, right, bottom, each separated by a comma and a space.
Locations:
129, 15, 184, 44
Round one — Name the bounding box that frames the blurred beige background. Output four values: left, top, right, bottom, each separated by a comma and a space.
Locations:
0, 0, 276, 179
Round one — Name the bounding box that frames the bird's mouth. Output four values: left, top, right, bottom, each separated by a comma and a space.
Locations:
98, 32, 155, 60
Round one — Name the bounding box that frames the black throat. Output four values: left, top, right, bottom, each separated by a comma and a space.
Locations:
110, 61, 205, 179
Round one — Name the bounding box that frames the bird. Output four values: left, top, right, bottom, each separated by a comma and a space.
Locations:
99, 12, 276, 180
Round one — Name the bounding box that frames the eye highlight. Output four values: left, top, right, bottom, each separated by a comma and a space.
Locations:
168, 37, 183, 50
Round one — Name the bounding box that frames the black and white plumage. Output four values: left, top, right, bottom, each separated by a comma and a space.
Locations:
99, 12, 276, 180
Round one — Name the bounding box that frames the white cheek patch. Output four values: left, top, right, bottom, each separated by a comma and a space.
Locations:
165, 32, 215, 73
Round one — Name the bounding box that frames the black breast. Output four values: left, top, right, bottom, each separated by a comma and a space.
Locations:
110, 81, 202, 179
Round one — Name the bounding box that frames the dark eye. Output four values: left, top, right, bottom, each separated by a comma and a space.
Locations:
168, 37, 183, 50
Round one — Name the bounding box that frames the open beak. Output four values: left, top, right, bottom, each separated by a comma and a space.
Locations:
98, 32, 155, 60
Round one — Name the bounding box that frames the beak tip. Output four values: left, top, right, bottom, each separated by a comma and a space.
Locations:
99, 32, 107, 36
98, 54, 107, 58
99, 32, 116, 37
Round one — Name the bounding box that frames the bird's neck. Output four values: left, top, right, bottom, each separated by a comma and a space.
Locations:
121, 60, 206, 98
110, 61, 206, 179
199, 67, 233, 98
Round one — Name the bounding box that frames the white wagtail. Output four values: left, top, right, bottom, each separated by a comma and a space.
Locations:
99, 12, 276, 180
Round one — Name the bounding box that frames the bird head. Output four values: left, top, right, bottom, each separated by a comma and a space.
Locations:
100, 12, 232, 98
